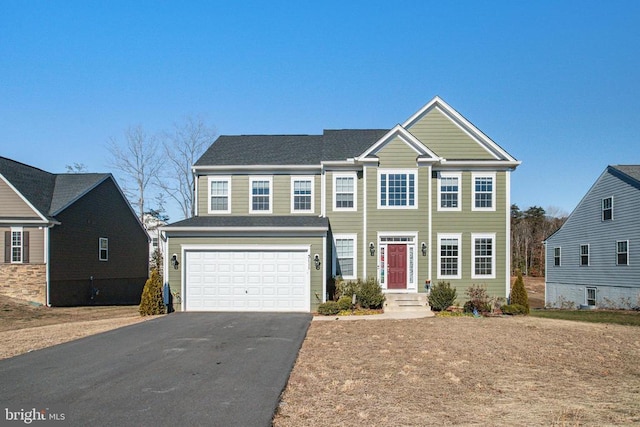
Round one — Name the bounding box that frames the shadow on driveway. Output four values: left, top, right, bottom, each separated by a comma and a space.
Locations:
0, 312, 312, 427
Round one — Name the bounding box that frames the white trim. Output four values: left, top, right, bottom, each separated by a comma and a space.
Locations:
45, 226, 50, 306
554, 247, 562, 266
193, 164, 321, 172
207, 176, 232, 214
332, 172, 357, 212
585, 287, 597, 306
616, 240, 629, 266
99, 237, 109, 261
580, 243, 590, 266
162, 226, 327, 233
321, 170, 326, 216
437, 233, 462, 280
362, 166, 368, 278
376, 232, 418, 292
9, 227, 23, 264
505, 170, 511, 296
290, 176, 315, 214
428, 165, 433, 283
193, 172, 199, 216
333, 233, 357, 280
356, 125, 441, 161
471, 172, 496, 212
471, 233, 496, 279
322, 234, 327, 303
602, 196, 614, 221
437, 172, 462, 212
249, 176, 273, 214
377, 169, 418, 209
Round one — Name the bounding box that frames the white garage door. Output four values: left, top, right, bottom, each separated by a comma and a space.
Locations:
185, 249, 310, 312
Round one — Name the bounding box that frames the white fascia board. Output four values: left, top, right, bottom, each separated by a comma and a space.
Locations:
0, 173, 49, 222
434, 160, 521, 170
402, 96, 519, 163
356, 125, 441, 161
161, 226, 328, 233
0, 219, 54, 225
193, 165, 321, 173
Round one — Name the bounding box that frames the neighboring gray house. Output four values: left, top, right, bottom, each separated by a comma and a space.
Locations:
545, 165, 640, 309
0, 157, 149, 306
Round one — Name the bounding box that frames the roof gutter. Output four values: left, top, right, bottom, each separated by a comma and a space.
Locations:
162, 226, 328, 233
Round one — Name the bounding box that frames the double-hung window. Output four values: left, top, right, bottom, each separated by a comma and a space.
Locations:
580, 244, 590, 266
586, 287, 597, 306
333, 173, 356, 211
291, 177, 314, 213
617, 240, 629, 265
99, 238, 108, 261
378, 170, 417, 208
334, 234, 357, 279
208, 177, 231, 214
11, 229, 22, 263
472, 234, 495, 278
438, 234, 461, 279
472, 173, 495, 211
250, 177, 272, 213
438, 172, 461, 211
554, 247, 561, 266
602, 197, 613, 221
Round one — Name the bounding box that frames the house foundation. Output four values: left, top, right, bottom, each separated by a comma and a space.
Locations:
0, 264, 46, 305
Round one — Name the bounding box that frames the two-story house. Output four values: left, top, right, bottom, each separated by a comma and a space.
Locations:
545, 165, 640, 309
161, 97, 520, 312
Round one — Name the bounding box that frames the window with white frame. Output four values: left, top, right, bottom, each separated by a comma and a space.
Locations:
250, 177, 272, 213
333, 173, 356, 211
554, 247, 561, 266
208, 177, 231, 213
99, 238, 108, 261
602, 197, 613, 221
438, 172, 461, 211
616, 240, 629, 265
472, 173, 495, 211
472, 233, 495, 278
438, 234, 461, 279
378, 170, 416, 208
291, 177, 314, 213
334, 234, 356, 279
580, 244, 590, 266
11, 229, 22, 263
586, 287, 597, 306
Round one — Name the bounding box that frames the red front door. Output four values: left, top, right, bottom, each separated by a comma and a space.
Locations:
387, 244, 407, 289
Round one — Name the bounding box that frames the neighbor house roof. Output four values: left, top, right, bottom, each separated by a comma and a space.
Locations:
611, 165, 640, 185
0, 156, 111, 220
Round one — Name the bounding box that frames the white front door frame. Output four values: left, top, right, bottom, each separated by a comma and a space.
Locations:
376, 232, 418, 293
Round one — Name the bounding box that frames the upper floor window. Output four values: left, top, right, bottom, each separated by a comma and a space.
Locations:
99, 237, 108, 261
333, 173, 357, 211
602, 197, 613, 221
472, 173, 495, 211
291, 177, 314, 213
437, 234, 461, 279
250, 177, 272, 213
616, 240, 629, 265
11, 229, 22, 263
580, 244, 590, 266
379, 170, 416, 208
554, 247, 561, 266
208, 176, 231, 214
438, 172, 461, 211
334, 234, 357, 279
472, 234, 495, 278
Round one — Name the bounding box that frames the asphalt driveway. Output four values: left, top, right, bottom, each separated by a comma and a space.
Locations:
0, 312, 311, 426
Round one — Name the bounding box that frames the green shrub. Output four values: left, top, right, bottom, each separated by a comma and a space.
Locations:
429, 281, 457, 311
335, 277, 357, 300
510, 270, 530, 314
337, 295, 353, 311
356, 277, 385, 309
501, 304, 528, 315
463, 284, 492, 314
317, 301, 340, 315
139, 269, 165, 316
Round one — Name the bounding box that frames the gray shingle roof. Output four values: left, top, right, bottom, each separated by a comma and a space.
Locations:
194, 130, 389, 166
166, 215, 329, 229
0, 156, 110, 219
611, 165, 640, 184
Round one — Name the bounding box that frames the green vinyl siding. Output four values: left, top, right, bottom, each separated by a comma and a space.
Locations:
407, 108, 495, 160
374, 136, 421, 168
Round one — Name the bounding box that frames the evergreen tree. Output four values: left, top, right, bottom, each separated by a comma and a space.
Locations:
510, 269, 530, 314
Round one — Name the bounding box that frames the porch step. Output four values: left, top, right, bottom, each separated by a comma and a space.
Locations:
384, 293, 434, 316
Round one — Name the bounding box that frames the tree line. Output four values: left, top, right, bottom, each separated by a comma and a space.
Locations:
511, 204, 567, 277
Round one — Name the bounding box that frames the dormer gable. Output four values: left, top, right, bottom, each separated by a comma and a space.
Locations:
355, 125, 441, 166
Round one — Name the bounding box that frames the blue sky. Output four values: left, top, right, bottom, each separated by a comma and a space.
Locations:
1, 0, 639, 221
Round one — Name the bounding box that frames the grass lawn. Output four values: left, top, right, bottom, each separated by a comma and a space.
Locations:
531, 309, 640, 326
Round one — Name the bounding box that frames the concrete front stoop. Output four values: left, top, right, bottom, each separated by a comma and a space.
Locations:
383, 293, 434, 317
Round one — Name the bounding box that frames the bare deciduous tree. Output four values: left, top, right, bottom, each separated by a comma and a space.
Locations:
157, 116, 216, 219
107, 125, 163, 221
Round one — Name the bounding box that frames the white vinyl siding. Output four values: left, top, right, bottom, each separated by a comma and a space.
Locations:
208, 176, 231, 214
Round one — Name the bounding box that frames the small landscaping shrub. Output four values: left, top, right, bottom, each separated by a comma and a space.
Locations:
317, 301, 340, 315
139, 269, 165, 316
429, 281, 457, 311
463, 284, 491, 314
335, 276, 357, 300
510, 269, 530, 313
501, 304, 528, 315
337, 295, 353, 311
356, 277, 385, 309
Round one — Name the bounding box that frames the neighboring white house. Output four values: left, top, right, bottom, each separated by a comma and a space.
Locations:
143, 214, 167, 261
545, 165, 640, 309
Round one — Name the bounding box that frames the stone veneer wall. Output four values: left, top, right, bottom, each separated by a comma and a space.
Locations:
0, 264, 46, 305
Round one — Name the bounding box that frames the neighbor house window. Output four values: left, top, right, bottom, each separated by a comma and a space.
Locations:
11, 229, 22, 263
586, 287, 597, 306
580, 244, 590, 266
602, 197, 613, 221
250, 177, 272, 213
291, 177, 314, 213
438, 172, 461, 211
333, 173, 357, 211
378, 170, 417, 208
472, 173, 495, 211
616, 240, 629, 265
472, 234, 495, 278
334, 234, 356, 279
208, 176, 231, 214
99, 238, 108, 261
438, 234, 461, 279
554, 247, 561, 266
